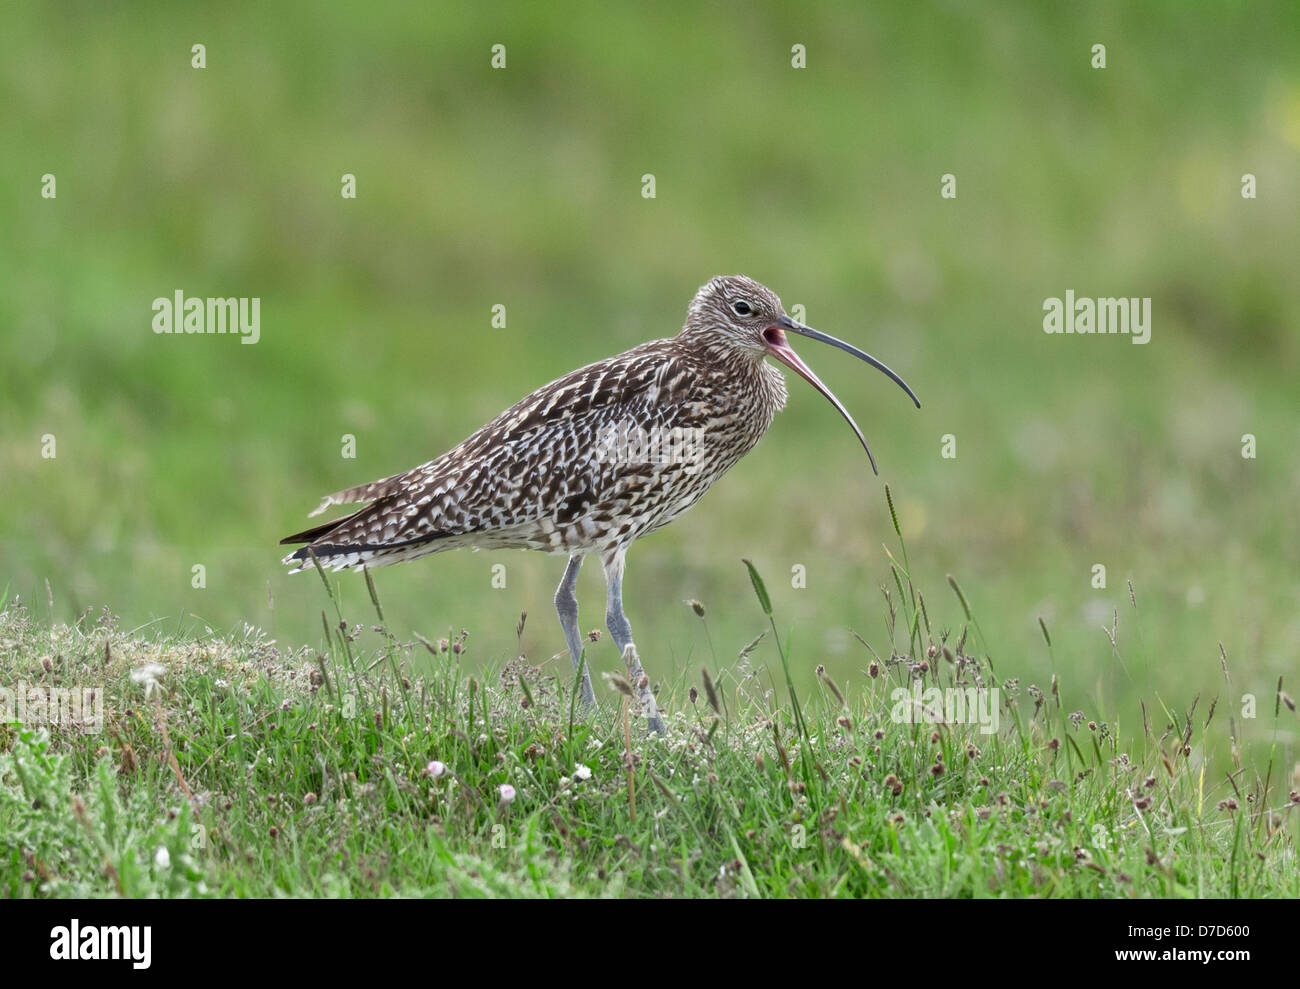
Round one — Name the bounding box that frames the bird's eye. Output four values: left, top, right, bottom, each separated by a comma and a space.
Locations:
731, 300, 752, 316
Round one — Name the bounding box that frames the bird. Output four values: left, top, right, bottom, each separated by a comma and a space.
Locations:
280, 275, 920, 733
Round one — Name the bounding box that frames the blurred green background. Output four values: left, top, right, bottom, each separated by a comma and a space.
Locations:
3, 2, 1298, 754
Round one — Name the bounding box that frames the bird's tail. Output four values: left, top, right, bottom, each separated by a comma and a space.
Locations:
280, 511, 365, 548
280, 504, 446, 573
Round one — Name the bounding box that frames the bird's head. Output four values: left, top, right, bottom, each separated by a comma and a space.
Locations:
680, 274, 921, 474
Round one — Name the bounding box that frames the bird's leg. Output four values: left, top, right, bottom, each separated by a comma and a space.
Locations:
555, 554, 597, 706
602, 550, 665, 734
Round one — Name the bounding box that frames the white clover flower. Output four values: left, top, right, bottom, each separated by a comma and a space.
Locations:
130, 663, 167, 698
498, 783, 516, 805
425, 760, 447, 779
574, 764, 592, 781
154, 847, 171, 870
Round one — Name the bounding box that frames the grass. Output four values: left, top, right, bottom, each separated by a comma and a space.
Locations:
2, 501, 1295, 898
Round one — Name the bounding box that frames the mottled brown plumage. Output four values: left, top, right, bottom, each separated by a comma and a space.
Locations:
281, 275, 919, 732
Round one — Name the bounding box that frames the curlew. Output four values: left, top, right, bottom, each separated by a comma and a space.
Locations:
281, 275, 920, 732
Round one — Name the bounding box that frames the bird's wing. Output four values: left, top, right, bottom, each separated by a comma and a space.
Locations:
306, 472, 410, 518
283, 341, 699, 552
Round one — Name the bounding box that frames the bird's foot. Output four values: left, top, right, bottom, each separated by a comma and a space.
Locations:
621, 643, 665, 734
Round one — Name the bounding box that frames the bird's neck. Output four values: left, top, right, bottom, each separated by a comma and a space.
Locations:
676, 334, 789, 416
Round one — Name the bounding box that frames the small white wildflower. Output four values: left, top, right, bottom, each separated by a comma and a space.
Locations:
425, 760, 446, 779
154, 847, 171, 870
498, 783, 516, 804
574, 763, 592, 781
130, 663, 167, 698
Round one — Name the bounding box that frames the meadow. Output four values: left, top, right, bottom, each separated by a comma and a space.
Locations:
1, 2, 1297, 895
3, 544, 1295, 898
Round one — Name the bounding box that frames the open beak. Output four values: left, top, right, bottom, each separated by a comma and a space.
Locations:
764, 314, 921, 475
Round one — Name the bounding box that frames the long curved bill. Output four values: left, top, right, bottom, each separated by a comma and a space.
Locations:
765, 314, 921, 475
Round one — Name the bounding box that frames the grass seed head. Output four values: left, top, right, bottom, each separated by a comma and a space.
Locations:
606, 673, 634, 697
701, 668, 720, 714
